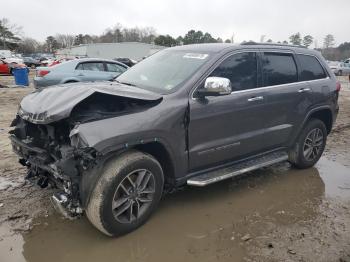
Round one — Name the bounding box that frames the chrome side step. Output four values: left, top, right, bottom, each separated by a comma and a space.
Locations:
187, 151, 288, 187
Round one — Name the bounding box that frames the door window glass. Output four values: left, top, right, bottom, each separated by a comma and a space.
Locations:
209, 52, 257, 91
297, 54, 327, 81
262, 53, 298, 86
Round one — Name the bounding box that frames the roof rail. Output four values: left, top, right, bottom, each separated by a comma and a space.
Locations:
240, 41, 306, 48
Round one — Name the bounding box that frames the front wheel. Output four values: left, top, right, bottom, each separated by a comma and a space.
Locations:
86, 150, 164, 236
288, 119, 327, 169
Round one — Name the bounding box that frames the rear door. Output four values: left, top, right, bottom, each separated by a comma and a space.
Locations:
260, 51, 313, 149
188, 51, 269, 171
296, 53, 330, 106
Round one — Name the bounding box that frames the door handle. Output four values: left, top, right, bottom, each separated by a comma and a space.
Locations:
298, 87, 311, 93
77, 73, 84, 76
247, 96, 264, 102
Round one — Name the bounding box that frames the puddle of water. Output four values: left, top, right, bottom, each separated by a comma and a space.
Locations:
316, 158, 350, 198
1, 157, 349, 262
0, 224, 25, 262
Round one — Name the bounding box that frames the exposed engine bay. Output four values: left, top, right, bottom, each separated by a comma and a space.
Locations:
9, 92, 161, 217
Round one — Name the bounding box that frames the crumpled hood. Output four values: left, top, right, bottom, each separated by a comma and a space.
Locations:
19, 81, 162, 124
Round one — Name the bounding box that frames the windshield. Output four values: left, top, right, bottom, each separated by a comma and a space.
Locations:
116, 49, 210, 94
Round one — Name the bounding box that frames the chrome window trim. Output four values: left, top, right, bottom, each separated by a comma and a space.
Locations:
225, 76, 330, 95
191, 51, 329, 100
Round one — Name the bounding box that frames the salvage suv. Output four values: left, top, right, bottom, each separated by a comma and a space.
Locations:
9, 43, 339, 236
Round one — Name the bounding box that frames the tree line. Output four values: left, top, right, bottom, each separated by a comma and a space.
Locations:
1, 17, 349, 60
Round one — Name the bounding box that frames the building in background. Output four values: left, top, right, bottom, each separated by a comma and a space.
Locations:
56, 42, 165, 61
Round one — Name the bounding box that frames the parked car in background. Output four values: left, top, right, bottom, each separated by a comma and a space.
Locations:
23, 57, 41, 68
0, 50, 11, 59
34, 58, 129, 88
114, 57, 137, 67
0, 59, 11, 74
0, 50, 24, 64
39, 57, 55, 67
0, 58, 27, 75
328, 61, 350, 76
1, 55, 24, 65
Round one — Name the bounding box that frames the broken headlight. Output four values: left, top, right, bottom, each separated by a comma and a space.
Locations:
18, 106, 49, 123
69, 126, 88, 148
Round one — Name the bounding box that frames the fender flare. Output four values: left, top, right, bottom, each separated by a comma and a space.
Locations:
290, 105, 333, 146
79, 138, 177, 209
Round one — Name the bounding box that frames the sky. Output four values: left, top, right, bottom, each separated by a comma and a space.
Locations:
2, 0, 350, 47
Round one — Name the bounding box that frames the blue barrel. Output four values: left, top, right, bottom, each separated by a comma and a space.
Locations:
13, 68, 29, 86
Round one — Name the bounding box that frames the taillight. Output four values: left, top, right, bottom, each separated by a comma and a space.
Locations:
336, 81, 341, 92
37, 70, 50, 77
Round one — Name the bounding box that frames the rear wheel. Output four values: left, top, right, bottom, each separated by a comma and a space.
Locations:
288, 119, 327, 169
86, 150, 164, 236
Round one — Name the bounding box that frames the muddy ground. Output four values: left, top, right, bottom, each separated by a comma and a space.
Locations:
0, 74, 350, 262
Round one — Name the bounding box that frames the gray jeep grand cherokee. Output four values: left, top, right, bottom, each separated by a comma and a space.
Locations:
9, 43, 340, 236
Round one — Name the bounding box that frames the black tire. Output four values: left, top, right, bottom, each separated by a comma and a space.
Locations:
86, 150, 164, 236
288, 119, 327, 169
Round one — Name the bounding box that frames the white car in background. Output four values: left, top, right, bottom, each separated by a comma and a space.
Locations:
0, 50, 24, 64
328, 61, 350, 76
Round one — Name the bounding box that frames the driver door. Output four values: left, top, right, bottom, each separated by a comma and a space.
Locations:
188, 51, 268, 171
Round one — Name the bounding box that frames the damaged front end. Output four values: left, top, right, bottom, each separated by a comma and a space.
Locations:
9, 115, 97, 217
9, 83, 163, 218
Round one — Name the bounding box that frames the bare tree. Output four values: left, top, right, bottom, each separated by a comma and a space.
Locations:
55, 34, 75, 48
17, 37, 40, 54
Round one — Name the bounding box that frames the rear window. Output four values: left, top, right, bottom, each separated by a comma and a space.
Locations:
106, 63, 126, 73
297, 54, 327, 81
262, 53, 298, 86
76, 62, 105, 71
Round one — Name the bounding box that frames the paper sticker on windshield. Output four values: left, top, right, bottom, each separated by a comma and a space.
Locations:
183, 53, 208, 59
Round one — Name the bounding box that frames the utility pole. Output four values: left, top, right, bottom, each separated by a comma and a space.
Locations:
231, 33, 235, 44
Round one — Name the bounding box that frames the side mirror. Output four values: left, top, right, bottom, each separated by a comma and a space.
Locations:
196, 77, 232, 98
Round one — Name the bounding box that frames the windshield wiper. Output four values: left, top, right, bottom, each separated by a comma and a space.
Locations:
115, 80, 137, 87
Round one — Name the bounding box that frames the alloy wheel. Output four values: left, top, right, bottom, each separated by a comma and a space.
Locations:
303, 128, 324, 161
112, 169, 155, 223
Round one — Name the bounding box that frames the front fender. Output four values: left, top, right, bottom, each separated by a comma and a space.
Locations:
75, 101, 189, 180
